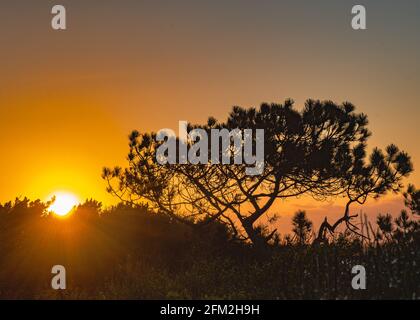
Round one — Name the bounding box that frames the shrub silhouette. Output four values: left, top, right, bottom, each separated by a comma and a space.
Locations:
0, 197, 418, 299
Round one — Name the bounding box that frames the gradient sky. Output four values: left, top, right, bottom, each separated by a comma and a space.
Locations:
0, 0, 419, 232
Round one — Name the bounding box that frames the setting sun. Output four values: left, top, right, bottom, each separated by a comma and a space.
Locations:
48, 192, 80, 217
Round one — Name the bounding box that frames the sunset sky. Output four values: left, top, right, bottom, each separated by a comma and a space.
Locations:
0, 0, 419, 231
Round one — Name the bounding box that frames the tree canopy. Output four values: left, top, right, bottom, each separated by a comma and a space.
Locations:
103, 99, 412, 245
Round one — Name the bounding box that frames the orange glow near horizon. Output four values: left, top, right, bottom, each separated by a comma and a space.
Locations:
0, 2, 418, 233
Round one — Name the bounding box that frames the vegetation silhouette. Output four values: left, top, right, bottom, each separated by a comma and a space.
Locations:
0, 192, 418, 299
292, 210, 313, 245
0, 99, 418, 299
104, 99, 413, 246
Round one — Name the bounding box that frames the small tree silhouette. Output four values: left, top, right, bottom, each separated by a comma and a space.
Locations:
291, 210, 313, 245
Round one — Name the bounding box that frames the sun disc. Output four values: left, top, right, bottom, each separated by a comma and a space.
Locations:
48, 192, 79, 217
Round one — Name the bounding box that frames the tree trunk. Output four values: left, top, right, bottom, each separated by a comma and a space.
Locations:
242, 220, 267, 248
